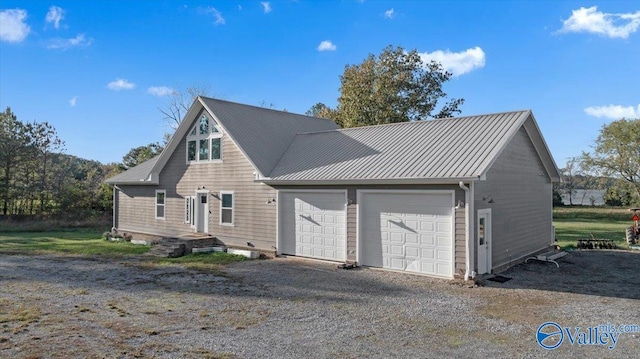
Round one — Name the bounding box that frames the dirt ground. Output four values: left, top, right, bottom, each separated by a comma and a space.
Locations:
1, 250, 639, 358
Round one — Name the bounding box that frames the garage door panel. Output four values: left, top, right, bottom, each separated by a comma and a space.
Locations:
420, 222, 435, 231
421, 248, 435, 259
280, 192, 346, 262
406, 246, 419, 257
360, 192, 453, 278
406, 233, 418, 244
421, 262, 435, 273
421, 235, 435, 245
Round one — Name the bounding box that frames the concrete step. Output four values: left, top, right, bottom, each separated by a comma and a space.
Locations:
143, 236, 220, 258
144, 239, 186, 258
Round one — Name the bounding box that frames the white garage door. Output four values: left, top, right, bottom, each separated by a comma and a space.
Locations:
279, 191, 346, 261
359, 191, 454, 277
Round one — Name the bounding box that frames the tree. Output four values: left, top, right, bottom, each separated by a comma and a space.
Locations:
558, 157, 583, 205
160, 85, 211, 129
319, 45, 464, 128
305, 102, 335, 118
582, 118, 640, 204
122, 143, 163, 169
0, 107, 31, 215
30, 121, 64, 213
603, 182, 635, 207
552, 188, 564, 207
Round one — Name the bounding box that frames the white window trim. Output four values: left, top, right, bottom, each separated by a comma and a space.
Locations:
186, 113, 223, 164
155, 190, 166, 220
220, 191, 234, 226
190, 196, 196, 228
184, 196, 192, 224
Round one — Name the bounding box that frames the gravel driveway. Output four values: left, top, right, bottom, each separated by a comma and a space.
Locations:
1, 251, 639, 358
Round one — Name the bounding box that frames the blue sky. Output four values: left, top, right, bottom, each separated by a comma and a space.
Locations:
1, 1, 639, 167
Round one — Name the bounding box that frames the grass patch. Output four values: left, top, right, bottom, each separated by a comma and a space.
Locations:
0, 298, 42, 335
553, 206, 632, 221
0, 229, 149, 256
553, 206, 635, 250
0, 215, 111, 233
149, 252, 246, 271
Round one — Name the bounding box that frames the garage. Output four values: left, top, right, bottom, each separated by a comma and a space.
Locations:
358, 191, 454, 277
279, 191, 347, 261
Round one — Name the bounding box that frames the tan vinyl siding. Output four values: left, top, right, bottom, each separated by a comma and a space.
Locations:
117, 186, 160, 235
347, 188, 358, 262
117, 126, 277, 251
454, 208, 466, 276
474, 124, 553, 269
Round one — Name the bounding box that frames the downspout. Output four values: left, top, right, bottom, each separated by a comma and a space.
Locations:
459, 181, 471, 281
112, 185, 119, 232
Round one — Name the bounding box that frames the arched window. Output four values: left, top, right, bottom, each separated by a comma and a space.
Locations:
186, 114, 222, 163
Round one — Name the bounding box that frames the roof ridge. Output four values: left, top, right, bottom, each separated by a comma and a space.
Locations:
293, 109, 532, 136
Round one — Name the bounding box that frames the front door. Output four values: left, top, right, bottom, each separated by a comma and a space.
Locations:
477, 209, 492, 274
196, 192, 209, 233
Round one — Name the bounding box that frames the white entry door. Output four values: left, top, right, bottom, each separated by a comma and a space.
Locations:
279, 191, 347, 261
477, 209, 492, 274
196, 192, 209, 233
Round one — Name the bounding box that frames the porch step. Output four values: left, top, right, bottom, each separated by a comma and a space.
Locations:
143, 236, 219, 258
144, 238, 187, 258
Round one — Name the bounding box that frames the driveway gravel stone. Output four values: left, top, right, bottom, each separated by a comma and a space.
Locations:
1, 251, 639, 358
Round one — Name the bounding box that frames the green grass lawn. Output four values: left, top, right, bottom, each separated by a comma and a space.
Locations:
553, 206, 635, 250
149, 252, 246, 271
0, 228, 149, 256
0, 228, 246, 268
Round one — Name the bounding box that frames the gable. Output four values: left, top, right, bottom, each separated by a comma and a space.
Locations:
148, 97, 339, 183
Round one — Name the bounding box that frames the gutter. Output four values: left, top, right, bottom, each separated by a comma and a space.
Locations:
459, 181, 472, 281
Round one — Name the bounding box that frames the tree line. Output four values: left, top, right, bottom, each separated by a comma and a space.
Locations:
0, 107, 119, 217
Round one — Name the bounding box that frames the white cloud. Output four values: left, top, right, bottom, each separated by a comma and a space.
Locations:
560, 6, 640, 39
45, 6, 65, 29
261, 2, 272, 14
69, 96, 77, 107
107, 78, 136, 91
419, 46, 486, 77
584, 104, 640, 119
317, 40, 336, 52
148, 86, 174, 97
0, 9, 31, 43
384, 8, 395, 19
202, 7, 225, 25
47, 33, 92, 49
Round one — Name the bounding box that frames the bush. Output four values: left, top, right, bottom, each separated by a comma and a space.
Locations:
552, 189, 564, 207
604, 185, 634, 207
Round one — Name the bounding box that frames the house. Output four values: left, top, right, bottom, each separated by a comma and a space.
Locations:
106, 97, 561, 279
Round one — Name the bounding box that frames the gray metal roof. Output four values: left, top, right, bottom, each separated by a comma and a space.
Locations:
201, 98, 340, 176
106, 99, 560, 186
105, 156, 159, 185
266, 110, 546, 182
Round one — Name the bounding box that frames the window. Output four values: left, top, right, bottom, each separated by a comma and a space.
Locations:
220, 192, 234, 225
155, 190, 166, 220
186, 113, 222, 163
